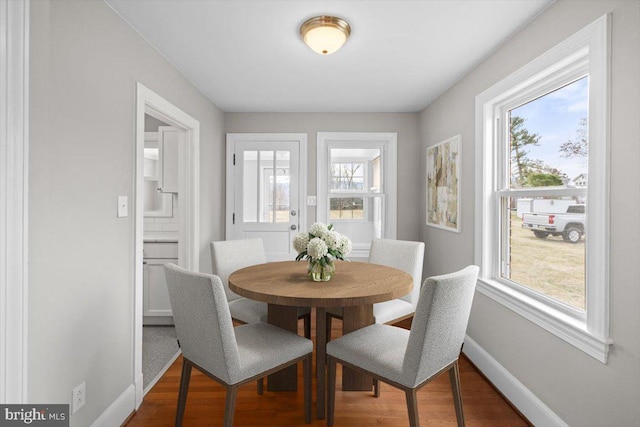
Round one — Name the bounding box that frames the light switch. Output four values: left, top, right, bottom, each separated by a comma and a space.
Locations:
307, 196, 317, 206
117, 196, 128, 218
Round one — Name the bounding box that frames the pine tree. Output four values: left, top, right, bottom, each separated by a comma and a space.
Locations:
510, 115, 541, 186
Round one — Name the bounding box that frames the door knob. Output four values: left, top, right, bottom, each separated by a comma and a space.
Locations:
290, 224, 297, 231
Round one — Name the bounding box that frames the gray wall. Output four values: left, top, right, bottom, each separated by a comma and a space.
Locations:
26, 0, 639, 425
29, 1, 224, 425
419, 1, 640, 425
225, 113, 422, 244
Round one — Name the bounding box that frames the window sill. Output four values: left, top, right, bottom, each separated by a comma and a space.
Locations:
476, 278, 612, 363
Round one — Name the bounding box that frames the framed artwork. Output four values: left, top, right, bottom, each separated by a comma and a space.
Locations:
426, 135, 460, 232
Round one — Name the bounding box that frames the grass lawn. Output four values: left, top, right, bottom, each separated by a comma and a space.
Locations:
507, 215, 586, 310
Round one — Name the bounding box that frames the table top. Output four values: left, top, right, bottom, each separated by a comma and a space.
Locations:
228, 260, 413, 308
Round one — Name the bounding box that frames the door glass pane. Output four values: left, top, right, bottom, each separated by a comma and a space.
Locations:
272, 151, 290, 223
242, 151, 258, 222
242, 149, 293, 224
502, 196, 586, 311
259, 151, 274, 223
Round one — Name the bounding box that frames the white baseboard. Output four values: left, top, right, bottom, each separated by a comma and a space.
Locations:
135, 373, 144, 410
90, 384, 135, 427
463, 335, 568, 427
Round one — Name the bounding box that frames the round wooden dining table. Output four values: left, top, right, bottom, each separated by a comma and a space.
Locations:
229, 260, 412, 420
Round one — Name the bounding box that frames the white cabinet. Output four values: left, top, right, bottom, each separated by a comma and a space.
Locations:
158, 126, 181, 193
143, 242, 178, 325
144, 131, 176, 217
145, 128, 180, 194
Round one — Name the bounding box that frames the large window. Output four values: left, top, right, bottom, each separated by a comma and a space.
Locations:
317, 133, 397, 259
502, 77, 588, 311
475, 16, 611, 362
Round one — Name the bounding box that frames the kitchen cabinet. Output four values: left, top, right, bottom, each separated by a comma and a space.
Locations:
158, 126, 180, 193
143, 242, 178, 325
144, 131, 175, 217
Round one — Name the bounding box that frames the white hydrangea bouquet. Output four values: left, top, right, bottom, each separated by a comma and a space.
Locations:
293, 222, 352, 281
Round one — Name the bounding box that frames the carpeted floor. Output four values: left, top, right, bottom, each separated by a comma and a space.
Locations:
143, 326, 180, 392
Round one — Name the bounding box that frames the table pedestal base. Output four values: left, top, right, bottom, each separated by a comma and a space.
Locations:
341, 305, 374, 391
267, 305, 298, 391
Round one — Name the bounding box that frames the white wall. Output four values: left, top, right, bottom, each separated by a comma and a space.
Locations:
419, 1, 640, 425
29, 1, 224, 425
224, 113, 421, 246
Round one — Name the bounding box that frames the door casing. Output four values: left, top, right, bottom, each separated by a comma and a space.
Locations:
134, 83, 200, 407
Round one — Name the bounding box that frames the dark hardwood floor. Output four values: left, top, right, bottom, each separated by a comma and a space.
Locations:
125, 313, 529, 427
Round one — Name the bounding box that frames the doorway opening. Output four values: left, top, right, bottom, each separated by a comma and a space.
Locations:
134, 83, 200, 407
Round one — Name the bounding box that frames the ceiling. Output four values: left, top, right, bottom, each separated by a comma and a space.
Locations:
105, 0, 552, 113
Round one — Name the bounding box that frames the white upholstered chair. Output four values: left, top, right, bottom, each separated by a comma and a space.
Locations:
326, 265, 479, 427
211, 239, 311, 338
326, 238, 425, 339
164, 263, 313, 427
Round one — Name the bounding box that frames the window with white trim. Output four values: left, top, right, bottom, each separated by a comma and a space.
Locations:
317, 133, 397, 259
475, 15, 611, 362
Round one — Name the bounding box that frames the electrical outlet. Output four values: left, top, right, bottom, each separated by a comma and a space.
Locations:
72, 382, 86, 414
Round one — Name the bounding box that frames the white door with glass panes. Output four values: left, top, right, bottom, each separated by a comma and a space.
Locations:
226, 134, 307, 261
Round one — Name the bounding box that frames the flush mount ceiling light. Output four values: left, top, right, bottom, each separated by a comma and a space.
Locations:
300, 16, 351, 55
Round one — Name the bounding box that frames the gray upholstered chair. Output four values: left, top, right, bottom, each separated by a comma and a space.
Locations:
326, 238, 425, 339
211, 239, 311, 338
326, 265, 479, 427
164, 263, 313, 427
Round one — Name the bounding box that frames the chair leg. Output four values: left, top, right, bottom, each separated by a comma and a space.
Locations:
223, 385, 239, 427
257, 377, 264, 395
449, 361, 465, 427
175, 359, 192, 427
303, 355, 312, 424
373, 378, 380, 397
405, 388, 420, 427
327, 358, 337, 426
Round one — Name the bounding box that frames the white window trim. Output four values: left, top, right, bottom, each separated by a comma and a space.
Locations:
317, 132, 397, 258
474, 15, 612, 363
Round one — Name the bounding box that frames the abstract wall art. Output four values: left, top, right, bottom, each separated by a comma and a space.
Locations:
426, 135, 460, 232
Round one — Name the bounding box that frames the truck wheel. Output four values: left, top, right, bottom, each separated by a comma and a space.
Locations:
533, 231, 550, 239
563, 227, 582, 243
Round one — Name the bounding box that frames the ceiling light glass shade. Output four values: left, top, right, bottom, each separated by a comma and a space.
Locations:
300, 16, 351, 55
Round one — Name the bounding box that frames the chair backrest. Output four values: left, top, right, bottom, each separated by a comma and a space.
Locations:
210, 239, 266, 302
368, 238, 425, 306
164, 263, 241, 384
402, 265, 479, 387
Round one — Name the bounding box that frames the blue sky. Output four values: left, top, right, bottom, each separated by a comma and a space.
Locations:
511, 76, 588, 181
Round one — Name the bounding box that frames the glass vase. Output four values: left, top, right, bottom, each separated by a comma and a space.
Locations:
308, 259, 335, 282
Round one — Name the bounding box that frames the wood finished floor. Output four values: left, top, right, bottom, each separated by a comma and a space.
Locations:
126, 314, 529, 427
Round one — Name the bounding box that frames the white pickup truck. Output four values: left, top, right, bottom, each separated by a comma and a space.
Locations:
521, 204, 586, 243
